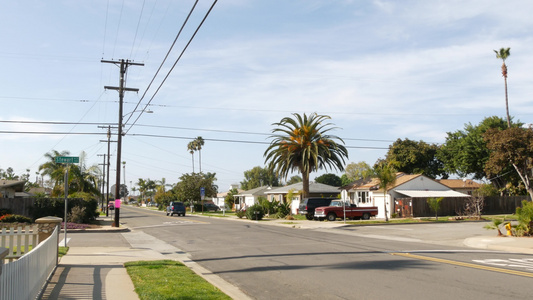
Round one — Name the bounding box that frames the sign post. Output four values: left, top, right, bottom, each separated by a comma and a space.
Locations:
55, 156, 79, 247
200, 187, 205, 213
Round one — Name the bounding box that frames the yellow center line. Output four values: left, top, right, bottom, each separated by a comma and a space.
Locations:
391, 252, 533, 278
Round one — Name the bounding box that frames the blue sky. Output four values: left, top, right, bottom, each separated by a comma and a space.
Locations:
1, 0, 532, 192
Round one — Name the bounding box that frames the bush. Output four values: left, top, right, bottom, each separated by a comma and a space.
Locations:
0, 214, 32, 224
516, 200, 533, 236
245, 204, 265, 220
68, 206, 86, 224
235, 209, 246, 219
31, 197, 99, 223
275, 202, 291, 219
0, 208, 12, 216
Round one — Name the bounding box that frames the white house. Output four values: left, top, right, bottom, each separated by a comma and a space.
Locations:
264, 182, 341, 214
234, 186, 273, 210
0, 180, 26, 198
342, 173, 468, 219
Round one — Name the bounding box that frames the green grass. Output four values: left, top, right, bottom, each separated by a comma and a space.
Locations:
125, 260, 231, 300
58, 246, 69, 257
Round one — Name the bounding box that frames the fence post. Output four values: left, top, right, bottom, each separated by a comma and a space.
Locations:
35, 217, 63, 245
0, 247, 7, 276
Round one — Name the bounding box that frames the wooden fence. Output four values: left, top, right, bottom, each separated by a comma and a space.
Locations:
396, 195, 529, 218
0, 198, 35, 218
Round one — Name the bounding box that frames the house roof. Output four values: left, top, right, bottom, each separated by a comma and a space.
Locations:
265, 181, 340, 194
395, 190, 469, 198
235, 186, 273, 197
436, 179, 481, 189
216, 189, 244, 198
0, 180, 26, 192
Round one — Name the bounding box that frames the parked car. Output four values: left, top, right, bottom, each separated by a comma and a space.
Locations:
203, 203, 220, 212
166, 201, 186, 217
314, 200, 378, 221
298, 197, 336, 220
108, 200, 115, 210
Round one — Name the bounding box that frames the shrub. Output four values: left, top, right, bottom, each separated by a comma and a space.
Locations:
0, 214, 32, 224
31, 197, 99, 223
516, 200, 533, 236
68, 206, 86, 224
259, 197, 277, 216
245, 204, 265, 220
235, 209, 246, 219
276, 202, 291, 219
0, 208, 12, 216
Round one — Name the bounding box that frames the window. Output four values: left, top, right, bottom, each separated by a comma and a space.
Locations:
358, 191, 368, 204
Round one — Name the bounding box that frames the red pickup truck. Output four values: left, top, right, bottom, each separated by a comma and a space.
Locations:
314, 200, 378, 221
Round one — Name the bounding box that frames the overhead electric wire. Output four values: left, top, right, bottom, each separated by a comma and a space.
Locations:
125, 0, 219, 134
129, 0, 147, 59
123, 0, 200, 126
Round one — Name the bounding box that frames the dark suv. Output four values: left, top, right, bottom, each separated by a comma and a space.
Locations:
166, 201, 186, 217
298, 198, 336, 220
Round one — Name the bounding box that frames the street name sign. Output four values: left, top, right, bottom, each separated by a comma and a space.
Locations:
55, 156, 80, 164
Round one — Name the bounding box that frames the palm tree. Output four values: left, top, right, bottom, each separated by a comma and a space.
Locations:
187, 141, 196, 173
374, 161, 396, 222
494, 47, 511, 128
264, 113, 348, 199
39, 150, 70, 186
195, 137, 205, 173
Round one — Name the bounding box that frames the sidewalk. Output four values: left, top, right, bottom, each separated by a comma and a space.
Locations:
41, 214, 533, 299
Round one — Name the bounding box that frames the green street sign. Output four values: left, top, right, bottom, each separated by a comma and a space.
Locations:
55, 156, 80, 164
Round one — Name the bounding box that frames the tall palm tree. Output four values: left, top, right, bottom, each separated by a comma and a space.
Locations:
374, 161, 396, 222
195, 136, 205, 173
494, 47, 511, 128
264, 113, 348, 199
187, 141, 196, 173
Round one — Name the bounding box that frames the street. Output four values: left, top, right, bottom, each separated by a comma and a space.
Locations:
74, 206, 533, 299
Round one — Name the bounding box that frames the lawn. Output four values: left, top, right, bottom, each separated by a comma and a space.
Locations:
125, 260, 231, 300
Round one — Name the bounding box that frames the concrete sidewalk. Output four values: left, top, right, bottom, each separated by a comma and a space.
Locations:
41, 214, 533, 299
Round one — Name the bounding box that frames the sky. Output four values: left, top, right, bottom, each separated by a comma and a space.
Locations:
1, 0, 532, 193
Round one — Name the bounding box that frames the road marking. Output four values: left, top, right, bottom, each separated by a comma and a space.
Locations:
131, 220, 207, 230
391, 252, 533, 278
473, 258, 533, 271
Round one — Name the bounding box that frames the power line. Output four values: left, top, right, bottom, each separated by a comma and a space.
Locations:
125, 0, 218, 134
124, 0, 200, 126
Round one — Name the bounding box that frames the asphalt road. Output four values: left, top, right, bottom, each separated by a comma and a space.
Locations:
79, 206, 533, 300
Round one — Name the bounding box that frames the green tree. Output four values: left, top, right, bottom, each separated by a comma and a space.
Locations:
314, 173, 342, 186
286, 175, 302, 185
374, 161, 396, 222
340, 174, 351, 187
385, 138, 446, 179
437, 116, 518, 188
427, 197, 443, 220
39, 150, 70, 186
173, 173, 218, 205
240, 166, 280, 190
264, 113, 348, 198
494, 47, 511, 128
484, 127, 533, 201
224, 188, 239, 210
344, 161, 373, 182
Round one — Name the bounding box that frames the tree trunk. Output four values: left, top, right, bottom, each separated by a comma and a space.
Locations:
302, 170, 310, 199
383, 191, 389, 222
504, 75, 511, 128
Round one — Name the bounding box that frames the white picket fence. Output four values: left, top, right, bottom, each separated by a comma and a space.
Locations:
1, 225, 39, 262
0, 226, 59, 300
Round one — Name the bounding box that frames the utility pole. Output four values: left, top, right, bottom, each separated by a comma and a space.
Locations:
99, 125, 116, 217
102, 59, 143, 227
97, 154, 106, 211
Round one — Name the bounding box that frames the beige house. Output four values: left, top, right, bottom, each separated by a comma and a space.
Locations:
0, 180, 26, 198
436, 179, 481, 195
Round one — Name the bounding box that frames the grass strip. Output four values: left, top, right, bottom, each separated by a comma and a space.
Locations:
125, 260, 231, 300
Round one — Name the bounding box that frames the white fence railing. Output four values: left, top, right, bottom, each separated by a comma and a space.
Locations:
1, 225, 39, 262
0, 226, 58, 300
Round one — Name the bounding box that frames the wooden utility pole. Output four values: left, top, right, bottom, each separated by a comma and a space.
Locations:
102, 59, 143, 227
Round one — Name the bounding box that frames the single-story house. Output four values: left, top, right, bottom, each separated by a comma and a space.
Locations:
0, 180, 26, 198
342, 173, 469, 219
234, 186, 273, 210
264, 182, 341, 214
213, 188, 244, 209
